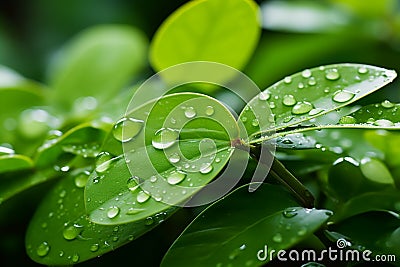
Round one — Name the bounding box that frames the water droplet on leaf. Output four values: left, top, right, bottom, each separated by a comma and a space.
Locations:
205, 106, 215, 116
107, 206, 120, 219
112, 117, 143, 142
273, 233, 282, 243
282, 94, 297, 106
332, 90, 355, 103
167, 171, 186, 185
283, 208, 298, 218
200, 163, 213, 174
152, 128, 179, 149
36, 242, 50, 257
325, 69, 340, 80
184, 107, 196, 118
137, 191, 150, 203
292, 102, 313, 115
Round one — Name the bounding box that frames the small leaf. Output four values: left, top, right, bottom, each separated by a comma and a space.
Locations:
35, 122, 110, 168
48, 25, 148, 110
0, 154, 33, 173
239, 64, 397, 140
26, 170, 173, 265
161, 183, 332, 267
0, 168, 59, 204
330, 211, 400, 259
150, 0, 260, 72
332, 190, 400, 222
85, 93, 239, 225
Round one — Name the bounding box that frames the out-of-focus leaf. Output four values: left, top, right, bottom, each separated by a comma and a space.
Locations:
261, 1, 350, 33
0, 154, 33, 173
0, 168, 58, 204
85, 93, 238, 225
332, 190, 400, 222
150, 0, 260, 72
330, 211, 400, 259
26, 169, 173, 265
48, 25, 148, 111
161, 183, 332, 267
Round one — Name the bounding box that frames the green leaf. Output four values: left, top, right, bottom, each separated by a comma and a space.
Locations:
239, 64, 397, 141
35, 122, 110, 168
26, 169, 173, 265
332, 190, 400, 222
0, 154, 33, 173
0, 68, 46, 152
330, 211, 400, 259
48, 25, 148, 111
149, 0, 260, 72
161, 183, 332, 267
85, 93, 239, 225
0, 168, 59, 204
261, 0, 350, 33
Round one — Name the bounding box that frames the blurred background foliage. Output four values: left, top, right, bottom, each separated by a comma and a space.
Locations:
0, 0, 400, 266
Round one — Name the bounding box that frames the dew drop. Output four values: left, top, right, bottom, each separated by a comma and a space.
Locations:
325, 69, 340, 80
251, 119, 259, 127
259, 92, 271, 101
36, 242, 50, 257
126, 208, 145, 215
297, 227, 307, 236
284, 76, 292, 84
358, 66, 368, 74
374, 119, 394, 127
205, 106, 215, 116
63, 224, 82, 240
273, 233, 282, 243
74, 171, 90, 188
240, 116, 247, 123
339, 116, 357, 124
283, 208, 298, 218
59, 190, 67, 198
332, 90, 355, 103
381, 100, 395, 108
167, 171, 186, 185
169, 153, 181, 163
152, 128, 179, 149
145, 216, 154, 226
302, 69, 312, 78
291, 102, 313, 115
107, 206, 120, 219
90, 244, 99, 252
150, 176, 157, 183
200, 163, 213, 174
298, 82, 305, 89
112, 118, 143, 143
283, 116, 293, 123
308, 77, 316, 86
137, 191, 150, 203
71, 253, 80, 263
282, 94, 297, 106
127, 176, 140, 191
309, 108, 324, 116
95, 152, 113, 173
184, 107, 196, 118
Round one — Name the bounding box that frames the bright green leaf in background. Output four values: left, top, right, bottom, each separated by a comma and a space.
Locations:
85, 93, 239, 225
161, 184, 332, 267
47, 25, 148, 112
149, 0, 260, 72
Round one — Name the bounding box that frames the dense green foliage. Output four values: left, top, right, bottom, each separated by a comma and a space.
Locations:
1, 0, 400, 266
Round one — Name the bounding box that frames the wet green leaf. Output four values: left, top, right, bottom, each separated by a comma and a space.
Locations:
35, 122, 110, 168
85, 93, 239, 225
0, 154, 33, 173
26, 169, 173, 265
161, 183, 332, 267
150, 0, 260, 72
239, 64, 397, 141
48, 25, 148, 111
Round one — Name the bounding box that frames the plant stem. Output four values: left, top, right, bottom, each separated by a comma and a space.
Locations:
247, 142, 315, 208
